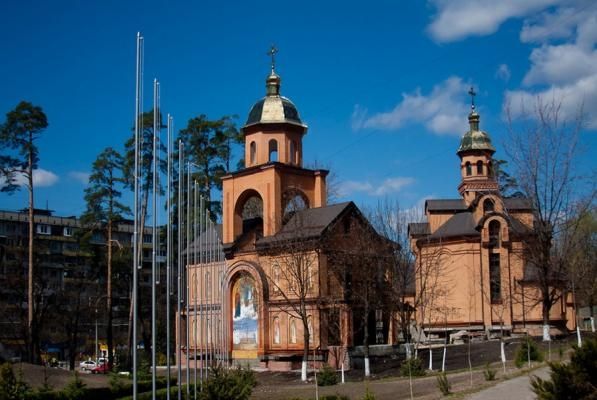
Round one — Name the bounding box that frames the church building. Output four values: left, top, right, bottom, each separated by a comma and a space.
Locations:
179, 59, 394, 371
408, 97, 575, 339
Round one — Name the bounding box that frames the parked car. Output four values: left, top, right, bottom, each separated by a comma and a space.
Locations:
79, 360, 96, 371
90, 363, 110, 374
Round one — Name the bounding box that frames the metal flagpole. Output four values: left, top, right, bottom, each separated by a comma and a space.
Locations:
206, 213, 211, 376
213, 221, 218, 366
185, 162, 191, 396
132, 32, 143, 400
176, 140, 183, 400
206, 209, 214, 376
193, 181, 198, 400
208, 213, 214, 371
199, 195, 204, 388
224, 242, 228, 366
151, 78, 159, 400
166, 114, 172, 400
218, 238, 223, 365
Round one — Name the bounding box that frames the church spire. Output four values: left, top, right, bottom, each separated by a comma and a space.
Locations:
267, 45, 278, 73
266, 45, 281, 96
468, 86, 480, 131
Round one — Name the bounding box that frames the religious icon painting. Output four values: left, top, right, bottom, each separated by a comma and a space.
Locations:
232, 274, 259, 350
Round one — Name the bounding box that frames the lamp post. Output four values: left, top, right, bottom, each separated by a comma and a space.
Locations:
94, 295, 107, 363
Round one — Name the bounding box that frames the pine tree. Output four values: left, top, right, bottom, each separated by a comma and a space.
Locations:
0, 101, 48, 363
81, 147, 130, 368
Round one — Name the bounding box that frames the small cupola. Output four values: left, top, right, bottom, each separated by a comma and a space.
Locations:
457, 87, 499, 204
242, 47, 308, 168
457, 88, 495, 156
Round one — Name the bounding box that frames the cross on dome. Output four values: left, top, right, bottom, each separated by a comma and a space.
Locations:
468, 86, 476, 111
267, 45, 278, 73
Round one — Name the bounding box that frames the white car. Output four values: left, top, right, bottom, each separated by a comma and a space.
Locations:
79, 360, 96, 371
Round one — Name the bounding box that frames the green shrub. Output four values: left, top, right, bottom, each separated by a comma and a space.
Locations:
198, 364, 255, 400
117, 385, 183, 400
400, 357, 425, 377
483, 363, 497, 381
531, 338, 597, 400
436, 371, 451, 396
321, 395, 350, 400
233, 365, 257, 390
109, 373, 127, 394
317, 364, 338, 386
62, 372, 87, 400
137, 357, 151, 381
0, 363, 30, 400
515, 337, 543, 368
362, 386, 376, 400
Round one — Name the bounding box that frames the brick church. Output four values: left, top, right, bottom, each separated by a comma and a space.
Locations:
408, 101, 575, 339
179, 62, 394, 371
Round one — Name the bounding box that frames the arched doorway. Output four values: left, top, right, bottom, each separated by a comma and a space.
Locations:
230, 271, 261, 359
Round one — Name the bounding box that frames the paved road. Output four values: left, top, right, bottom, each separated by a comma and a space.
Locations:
465, 367, 550, 400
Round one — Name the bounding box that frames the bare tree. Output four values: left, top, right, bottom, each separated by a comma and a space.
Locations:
368, 200, 419, 344
326, 214, 391, 377
568, 206, 597, 330
505, 97, 595, 340
263, 212, 321, 382
306, 160, 341, 205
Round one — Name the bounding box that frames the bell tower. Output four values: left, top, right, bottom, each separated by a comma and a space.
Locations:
222, 48, 328, 245
457, 87, 498, 206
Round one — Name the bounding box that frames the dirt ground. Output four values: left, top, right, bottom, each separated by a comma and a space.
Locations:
13, 333, 591, 399
16, 363, 110, 390
250, 361, 547, 400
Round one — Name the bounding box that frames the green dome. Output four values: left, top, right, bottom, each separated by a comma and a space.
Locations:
457, 111, 495, 154
243, 71, 306, 130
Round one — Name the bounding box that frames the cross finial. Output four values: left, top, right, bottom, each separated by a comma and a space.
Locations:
267, 45, 278, 73
468, 86, 476, 111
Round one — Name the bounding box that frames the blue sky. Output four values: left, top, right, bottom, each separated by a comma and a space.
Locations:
1, 0, 595, 218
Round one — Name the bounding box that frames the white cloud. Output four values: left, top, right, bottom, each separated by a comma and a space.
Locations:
520, 6, 582, 43
505, 3, 597, 129
495, 64, 511, 82
504, 73, 597, 128
10, 169, 59, 188
68, 171, 90, 184
427, 0, 557, 42
339, 177, 415, 197
523, 43, 597, 86
353, 77, 471, 135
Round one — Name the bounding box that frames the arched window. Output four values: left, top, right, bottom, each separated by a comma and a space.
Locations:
289, 140, 296, 164
489, 252, 501, 302
487, 161, 494, 177
489, 220, 500, 246
272, 263, 281, 294
476, 160, 484, 175
192, 272, 197, 303
283, 190, 309, 223
273, 317, 280, 344
249, 141, 256, 165
483, 199, 495, 214
465, 162, 472, 176
289, 318, 297, 344
205, 271, 211, 301
268, 139, 278, 162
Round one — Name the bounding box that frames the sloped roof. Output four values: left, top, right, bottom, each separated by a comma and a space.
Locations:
428, 212, 479, 240
408, 222, 430, 236
504, 197, 533, 210
257, 202, 353, 246
184, 224, 223, 255
426, 199, 467, 212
